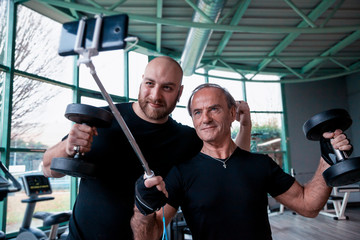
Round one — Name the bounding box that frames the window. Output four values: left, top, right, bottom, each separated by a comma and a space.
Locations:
80, 50, 125, 96
7, 152, 71, 232
10, 76, 72, 147
128, 51, 148, 99
8, 77, 72, 233
14, 6, 73, 84
0, 71, 4, 128
0, 0, 8, 66
179, 69, 205, 106
245, 75, 282, 112
209, 70, 245, 101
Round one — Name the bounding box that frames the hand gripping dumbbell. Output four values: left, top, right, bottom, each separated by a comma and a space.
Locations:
303, 108, 360, 187
50, 103, 113, 178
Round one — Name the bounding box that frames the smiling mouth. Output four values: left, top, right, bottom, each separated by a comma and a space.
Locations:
201, 126, 216, 131
149, 102, 164, 108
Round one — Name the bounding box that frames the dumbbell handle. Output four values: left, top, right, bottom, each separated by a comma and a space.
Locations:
333, 148, 348, 162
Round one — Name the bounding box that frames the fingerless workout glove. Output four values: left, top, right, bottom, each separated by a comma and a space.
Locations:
134, 176, 167, 216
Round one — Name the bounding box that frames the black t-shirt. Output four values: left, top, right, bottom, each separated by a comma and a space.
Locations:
165, 148, 295, 240
67, 103, 202, 240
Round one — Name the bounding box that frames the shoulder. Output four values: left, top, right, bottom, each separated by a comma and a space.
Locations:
168, 118, 196, 134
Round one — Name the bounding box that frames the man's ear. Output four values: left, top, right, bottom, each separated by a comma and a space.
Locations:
177, 85, 184, 102
230, 106, 236, 122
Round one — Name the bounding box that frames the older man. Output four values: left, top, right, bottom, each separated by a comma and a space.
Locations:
131, 83, 352, 240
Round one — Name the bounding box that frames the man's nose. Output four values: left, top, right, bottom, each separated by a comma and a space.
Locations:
202, 111, 212, 124
150, 86, 162, 101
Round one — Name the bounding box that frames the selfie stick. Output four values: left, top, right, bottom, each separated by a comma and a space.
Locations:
74, 15, 154, 178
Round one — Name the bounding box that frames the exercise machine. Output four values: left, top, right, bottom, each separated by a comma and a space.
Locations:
0, 162, 22, 240
320, 186, 360, 220
16, 174, 71, 240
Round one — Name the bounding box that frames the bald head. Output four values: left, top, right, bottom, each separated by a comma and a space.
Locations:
144, 56, 183, 84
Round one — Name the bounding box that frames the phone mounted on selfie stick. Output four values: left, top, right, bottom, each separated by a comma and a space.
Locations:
58, 14, 154, 179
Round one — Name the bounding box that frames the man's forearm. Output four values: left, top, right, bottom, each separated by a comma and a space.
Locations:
131, 207, 163, 240
303, 158, 332, 214
235, 123, 252, 151
42, 141, 68, 178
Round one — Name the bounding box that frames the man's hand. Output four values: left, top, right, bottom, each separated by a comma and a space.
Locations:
323, 129, 352, 152
135, 175, 168, 216
235, 101, 251, 126
65, 123, 98, 156
321, 129, 352, 165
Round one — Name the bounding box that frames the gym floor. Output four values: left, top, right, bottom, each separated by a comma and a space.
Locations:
270, 206, 360, 240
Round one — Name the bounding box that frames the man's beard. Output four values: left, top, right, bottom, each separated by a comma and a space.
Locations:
138, 97, 177, 121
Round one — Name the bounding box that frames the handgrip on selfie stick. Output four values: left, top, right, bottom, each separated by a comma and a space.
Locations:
74, 15, 154, 178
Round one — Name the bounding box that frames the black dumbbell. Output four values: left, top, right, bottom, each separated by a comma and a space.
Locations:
303, 108, 360, 187
50, 103, 113, 178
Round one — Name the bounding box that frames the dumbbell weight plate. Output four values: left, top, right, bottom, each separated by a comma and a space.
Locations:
323, 157, 360, 187
303, 109, 352, 141
65, 103, 113, 128
50, 157, 96, 179
50, 103, 113, 178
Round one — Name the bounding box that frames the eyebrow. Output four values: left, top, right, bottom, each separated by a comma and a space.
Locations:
208, 104, 221, 109
143, 78, 177, 86
192, 104, 221, 113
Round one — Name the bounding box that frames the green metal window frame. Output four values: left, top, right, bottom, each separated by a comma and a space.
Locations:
0, 0, 292, 236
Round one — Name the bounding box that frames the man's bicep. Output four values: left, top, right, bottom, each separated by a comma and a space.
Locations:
274, 181, 304, 210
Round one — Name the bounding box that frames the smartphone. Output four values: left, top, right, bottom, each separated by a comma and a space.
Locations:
58, 14, 129, 56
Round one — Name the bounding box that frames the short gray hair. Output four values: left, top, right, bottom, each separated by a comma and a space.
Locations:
187, 83, 236, 116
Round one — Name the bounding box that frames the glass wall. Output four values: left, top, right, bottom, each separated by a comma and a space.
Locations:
14, 5, 73, 84
0, 0, 8, 66
128, 51, 148, 99
3, 5, 73, 234
80, 50, 125, 95
0, 1, 288, 236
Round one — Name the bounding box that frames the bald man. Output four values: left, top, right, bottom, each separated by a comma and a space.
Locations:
42, 56, 252, 239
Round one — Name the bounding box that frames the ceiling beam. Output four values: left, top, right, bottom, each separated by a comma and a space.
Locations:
156, 0, 163, 53
349, 61, 360, 70
185, 0, 214, 23
37, 0, 359, 33
108, 0, 127, 11
202, 56, 360, 61
195, 67, 360, 84
284, 0, 317, 28
213, 0, 251, 56
301, 30, 360, 73
256, 0, 336, 71
65, 0, 79, 19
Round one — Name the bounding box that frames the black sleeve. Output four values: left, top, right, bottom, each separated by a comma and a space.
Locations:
164, 166, 184, 210
266, 157, 295, 197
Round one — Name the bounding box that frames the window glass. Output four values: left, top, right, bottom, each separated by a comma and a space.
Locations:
179, 70, 205, 106
171, 107, 193, 128
80, 50, 124, 96
245, 75, 282, 111
0, 71, 4, 125
250, 112, 283, 154
81, 96, 109, 107
7, 152, 70, 233
11, 75, 72, 148
129, 51, 148, 99
209, 70, 244, 101
0, 0, 8, 65
14, 6, 73, 84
